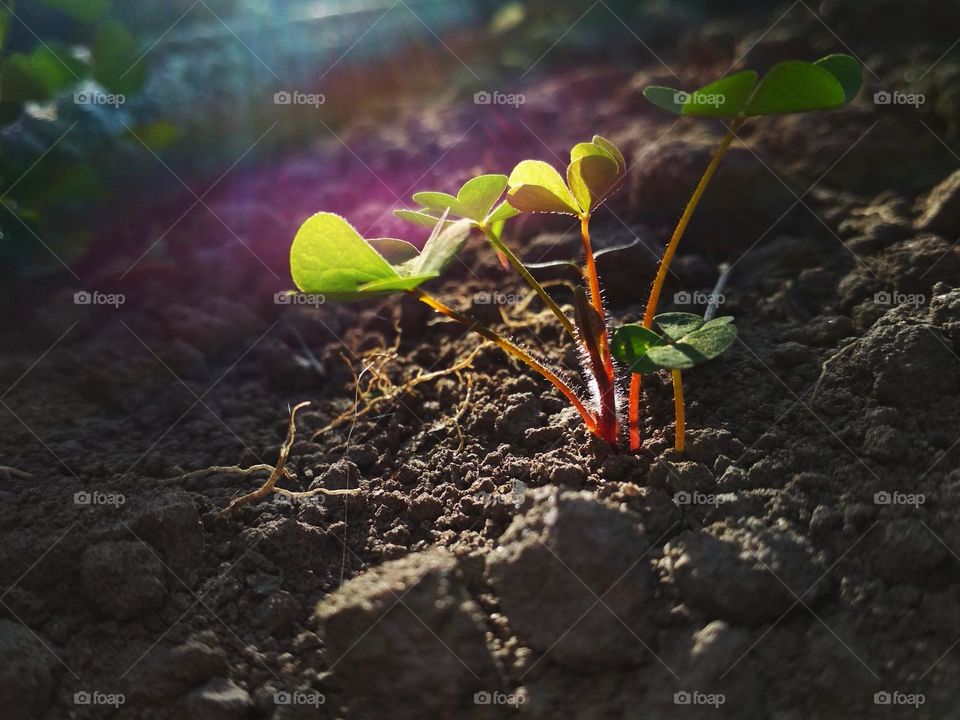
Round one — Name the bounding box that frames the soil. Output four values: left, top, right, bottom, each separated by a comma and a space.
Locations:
3, 3, 960, 719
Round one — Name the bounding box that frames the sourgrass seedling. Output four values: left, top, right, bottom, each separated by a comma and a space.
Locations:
626, 54, 862, 450
288, 53, 860, 452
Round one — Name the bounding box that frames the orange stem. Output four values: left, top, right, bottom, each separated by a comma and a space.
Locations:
672, 369, 685, 452
628, 373, 641, 450
410, 288, 598, 434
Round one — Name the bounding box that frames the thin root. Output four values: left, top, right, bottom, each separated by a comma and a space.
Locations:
0, 466, 33, 479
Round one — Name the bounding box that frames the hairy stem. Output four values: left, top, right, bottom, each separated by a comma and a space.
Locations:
628, 118, 745, 451
672, 369, 685, 453
479, 223, 578, 343
410, 288, 598, 433
579, 213, 618, 443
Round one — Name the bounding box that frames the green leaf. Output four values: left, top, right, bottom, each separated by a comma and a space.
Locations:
745, 60, 845, 116
645, 315, 738, 369
93, 19, 146, 95
457, 174, 507, 221
643, 85, 684, 114
39, 0, 111, 22
485, 200, 520, 224
612, 325, 665, 374
367, 237, 420, 265
814, 53, 861, 102
29, 45, 87, 95
290, 212, 400, 300
359, 275, 437, 293
654, 312, 705, 341
591, 135, 625, 173
402, 218, 473, 277
411, 191, 467, 218
124, 120, 181, 150
394, 209, 446, 229
1, 54, 51, 102
567, 154, 620, 213
507, 160, 580, 215
681, 70, 758, 117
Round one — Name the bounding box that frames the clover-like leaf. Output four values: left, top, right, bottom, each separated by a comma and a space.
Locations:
393, 209, 450, 229
401, 217, 473, 277
367, 238, 420, 265
410, 191, 468, 218
611, 325, 665, 374
507, 160, 581, 215
568, 154, 621, 213
644, 54, 861, 119
744, 60, 846, 116
612, 314, 737, 372
457, 174, 507, 221
485, 200, 520, 224
291, 212, 401, 300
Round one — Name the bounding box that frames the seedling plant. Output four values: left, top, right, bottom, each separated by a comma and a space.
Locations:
288, 54, 861, 453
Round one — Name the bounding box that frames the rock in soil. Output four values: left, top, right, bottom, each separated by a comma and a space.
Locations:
315, 547, 498, 719
486, 488, 657, 667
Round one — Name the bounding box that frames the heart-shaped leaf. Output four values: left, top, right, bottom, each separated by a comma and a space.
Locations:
612, 325, 665, 374
291, 212, 400, 300
745, 60, 846, 116
653, 312, 706, 341
644, 54, 860, 119
393, 209, 449, 229
457, 174, 507, 221
567, 153, 621, 213
485, 200, 520, 224
411, 191, 468, 218
507, 160, 581, 215
591, 135, 625, 173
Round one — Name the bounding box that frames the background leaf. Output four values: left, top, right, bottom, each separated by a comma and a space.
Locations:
654, 312, 704, 341
394, 208, 446, 229
611, 324, 664, 374
642, 85, 684, 114
745, 61, 846, 116
814, 53, 861, 102
411, 191, 468, 218
404, 217, 473, 277
681, 70, 757, 117
367, 237, 420, 265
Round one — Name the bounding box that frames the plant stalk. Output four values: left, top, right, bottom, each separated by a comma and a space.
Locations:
628, 118, 745, 451
579, 213, 618, 443
672, 369, 685, 453
478, 223, 578, 343
409, 288, 598, 433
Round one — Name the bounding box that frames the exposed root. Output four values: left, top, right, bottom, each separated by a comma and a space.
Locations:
311, 344, 484, 441
0, 466, 32, 479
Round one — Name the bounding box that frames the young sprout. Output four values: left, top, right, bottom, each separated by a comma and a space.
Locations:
627, 54, 862, 450
612, 313, 738, 452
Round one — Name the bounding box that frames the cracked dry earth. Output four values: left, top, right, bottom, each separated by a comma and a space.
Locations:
4, 16, 960, 720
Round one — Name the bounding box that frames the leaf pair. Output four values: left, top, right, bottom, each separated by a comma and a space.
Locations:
506, 135, 625, 216
290, 211, 472, 300
395, 174, 519, 230
612, 313, 737, 373
644, 54, 861, 118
